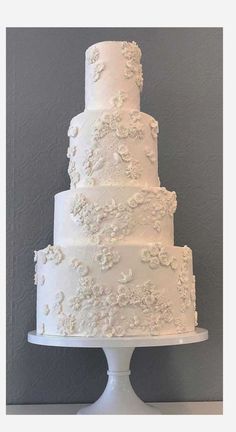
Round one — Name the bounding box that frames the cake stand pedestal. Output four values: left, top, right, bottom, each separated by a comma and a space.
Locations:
28, 328, 208, 415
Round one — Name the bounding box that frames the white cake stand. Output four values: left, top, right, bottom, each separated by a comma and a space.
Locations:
28, 328, 208, 415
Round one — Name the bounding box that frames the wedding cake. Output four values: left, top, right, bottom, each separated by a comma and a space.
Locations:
34, 41, 198, 337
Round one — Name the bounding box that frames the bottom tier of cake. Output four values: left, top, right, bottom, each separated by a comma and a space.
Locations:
34, 243, 197, 337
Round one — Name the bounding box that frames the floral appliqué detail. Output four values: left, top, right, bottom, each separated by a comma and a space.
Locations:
140, 243, 178, 270
93, 63, 105, 82
87, 46, 100, 64
91, 109, 144, 182
191, 275, 198, 326
57, 313, 77, 336
67, 144, 77, 159
177, 246, 193, 312
69, 271, 174, 337
174, 318, 186, 334
111, 91, 127, 109
93, 110, 144, 143
95, 246, 120, 271
70, 258, 89, 277
67, 125, 78, 138
68, 160, 80, 188
83, 148, 105, 177
87, 45, 105, 82
43, 304, 50, 316
145, 147, 156, 164
69, 295, 82, 312
118, 269, 133, 284
116, 144, 131, 162
69, 266, 105, 316
34, 272, 45, 286
130, 110, 141, 123
43, 245, 64, 265
38, 323, 45, 335
125, 160, 142, 180
52, 291, 65, 315
70, 188, 177, 244
121, 41, 143, 90
150, 119, 159, 139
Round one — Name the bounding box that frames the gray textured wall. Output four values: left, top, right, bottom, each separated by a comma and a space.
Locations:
6, 28, 222, 405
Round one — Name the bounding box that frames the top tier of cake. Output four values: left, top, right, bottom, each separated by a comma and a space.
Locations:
85, 41, 143, 110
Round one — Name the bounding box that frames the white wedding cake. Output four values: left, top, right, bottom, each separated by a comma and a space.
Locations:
34, 41, 198, 337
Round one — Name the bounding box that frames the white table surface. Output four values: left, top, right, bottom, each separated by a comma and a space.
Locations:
6, 402, 222, 415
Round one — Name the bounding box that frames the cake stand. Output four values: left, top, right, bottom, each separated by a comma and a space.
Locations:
28, 328, 208, 415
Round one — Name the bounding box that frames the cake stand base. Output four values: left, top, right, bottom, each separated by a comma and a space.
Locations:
78, 347, 159, 415
28, 328, 208, 415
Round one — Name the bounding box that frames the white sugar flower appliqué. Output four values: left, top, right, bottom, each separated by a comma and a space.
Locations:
87, 46, 100, 64
150, 119, 159, 139
67, 144, 77, 159
55, 291, 65, 303
176, 247, 192, 312
69, 187, 177, 246
69, 296, 81, 312
38, 323, 45, 335
53, 302, 63, 315
57, 314, 76, 336
70, 258, 89, 277
111, 91, 127, 109
43, 305, 50, 316
93, 63, 105, 82
83, 148, 105, 176
44, 245, 64, 265
125, 160, 142, 180
121, 41, 143, 90
145, 147, 156, 164
129, 110, 141, 123
67, 125, 78, 138
95, 246, 120, 271
68, 160, 80, 188
118, 269, 133, 284
140, 243, 177, 271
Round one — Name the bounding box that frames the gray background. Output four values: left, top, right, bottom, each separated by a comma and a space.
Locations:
6, 28, 222, 405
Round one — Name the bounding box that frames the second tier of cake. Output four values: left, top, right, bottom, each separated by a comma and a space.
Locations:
67, 109, 160, 188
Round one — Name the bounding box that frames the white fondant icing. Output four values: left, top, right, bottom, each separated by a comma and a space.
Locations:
34, 41, 198, 338
67, 109, 159, 188
53, 187, 176, 246
35, 244, 195, 337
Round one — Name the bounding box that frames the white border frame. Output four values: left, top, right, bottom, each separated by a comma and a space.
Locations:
1, 0, 230, 429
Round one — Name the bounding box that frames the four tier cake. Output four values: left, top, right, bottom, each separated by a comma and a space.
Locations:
34, 41, 198, 337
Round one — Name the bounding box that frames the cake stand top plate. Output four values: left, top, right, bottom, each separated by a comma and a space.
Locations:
28, 328, 208, 348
